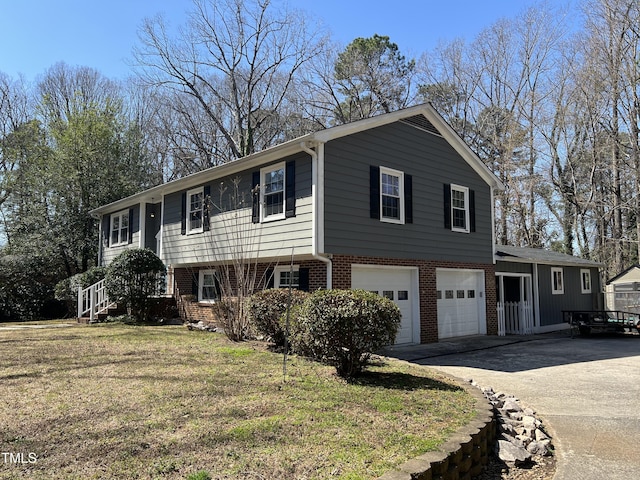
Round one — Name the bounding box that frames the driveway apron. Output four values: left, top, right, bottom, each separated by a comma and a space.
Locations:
382, 332, 640, 480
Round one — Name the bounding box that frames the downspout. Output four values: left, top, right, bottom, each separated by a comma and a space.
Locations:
300, 141, 332, 288
491, 185, 498, 261
532, 263, 541, 330
96, 214, 103, 267
139, 202, 146, 249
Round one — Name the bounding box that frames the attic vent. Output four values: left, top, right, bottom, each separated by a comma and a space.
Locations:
401, 114, 442, 136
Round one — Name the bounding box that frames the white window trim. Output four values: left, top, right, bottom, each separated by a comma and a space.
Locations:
187, 187, 204, 235
198, 269, 219, 303
551, 267, 564, 295
451, 184, 470, 233
581, 269, 592, 294
379, 166, 405, 224
110, 209, 129, 247
260, 161, 286, 222
274, 265, 299, 289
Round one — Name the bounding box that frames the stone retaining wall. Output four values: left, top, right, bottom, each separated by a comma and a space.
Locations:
378, 380, 496, 480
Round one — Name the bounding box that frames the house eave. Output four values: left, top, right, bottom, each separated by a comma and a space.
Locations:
90, 136, 313, 216
494, 245, 604, 268
495, 256, 603, 268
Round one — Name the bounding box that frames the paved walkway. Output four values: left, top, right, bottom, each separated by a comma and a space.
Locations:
381, 331, 640, 480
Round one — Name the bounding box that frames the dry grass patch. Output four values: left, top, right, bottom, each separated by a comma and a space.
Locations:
0, 324, 476, 479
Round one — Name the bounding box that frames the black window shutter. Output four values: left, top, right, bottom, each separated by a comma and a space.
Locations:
443, 183, 452, 229
191, 272, 198, 297
299, 268, 310, 292
469, 189, 476, 232
251, 171, 260, 224
128, 208, 134, 244
181, 192, 187, 235
203, 185, 211, 232
285, 160, 296, 218
404, 174, 413, 224
265, 267, 274, 289
370, 166, 380, 219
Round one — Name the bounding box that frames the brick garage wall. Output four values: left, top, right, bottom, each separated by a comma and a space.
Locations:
172, 260, 329, 324
331, 255, 498, 344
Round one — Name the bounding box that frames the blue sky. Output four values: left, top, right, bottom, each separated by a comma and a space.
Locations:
0, 0, 577, 82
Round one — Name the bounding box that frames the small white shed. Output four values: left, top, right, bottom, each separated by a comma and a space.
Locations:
606, 265, 640, 313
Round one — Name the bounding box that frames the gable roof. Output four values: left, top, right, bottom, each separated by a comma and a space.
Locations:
91, 103, 503, 216
495, 245, 603, 268
606, 264, 640, 285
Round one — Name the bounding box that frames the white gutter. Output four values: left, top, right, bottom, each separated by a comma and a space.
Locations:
300, 141, 332, 288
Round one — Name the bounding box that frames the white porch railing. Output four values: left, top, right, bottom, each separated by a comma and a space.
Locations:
77, 279, 114, 322
497, 301, 534, 336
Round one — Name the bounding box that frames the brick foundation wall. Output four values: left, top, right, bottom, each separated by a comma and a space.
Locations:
170, 257, 497, 343
331, 254, 498, 344
172, 260, 328, 324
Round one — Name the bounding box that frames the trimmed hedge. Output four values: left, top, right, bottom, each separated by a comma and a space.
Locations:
290, 289, 401, 378
246, 288, 310, 347
105, 249, 166, 322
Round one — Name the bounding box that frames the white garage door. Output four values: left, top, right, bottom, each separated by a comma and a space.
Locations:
437, 270, 486, 339
351, 266, 418, 345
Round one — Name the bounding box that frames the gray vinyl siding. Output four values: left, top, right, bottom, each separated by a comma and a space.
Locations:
162, 154, 313, 266
323, 121, 494, 263
537, 265, 601, 326
102, 205, 140, 265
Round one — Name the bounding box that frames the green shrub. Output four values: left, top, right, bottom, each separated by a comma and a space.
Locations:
0, 254, 63, 321
290, 289, 401, 379
246, 288, 310, 347
104, 249, 165, 323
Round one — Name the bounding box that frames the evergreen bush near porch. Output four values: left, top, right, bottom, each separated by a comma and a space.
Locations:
104, 249, 166, 322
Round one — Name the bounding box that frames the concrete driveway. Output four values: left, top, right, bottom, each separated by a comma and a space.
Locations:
383, 331, 640, 480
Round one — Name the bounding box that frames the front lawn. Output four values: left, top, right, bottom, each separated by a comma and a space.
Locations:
0, 324, 476, 479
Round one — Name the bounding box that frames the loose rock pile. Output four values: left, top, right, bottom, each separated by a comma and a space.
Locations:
470, 381, 552, 467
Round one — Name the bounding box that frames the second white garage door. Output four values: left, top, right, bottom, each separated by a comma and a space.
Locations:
436, 269, 486, 339
351, 266, 419, 345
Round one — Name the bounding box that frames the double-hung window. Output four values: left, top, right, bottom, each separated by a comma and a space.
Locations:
274, 265, 300, 289
451, 184, 470, 233
187, 187, 204, 234
198, 270, 219, 302
581, 269, 592, 294
551, 267, 564, 295
110, 210, 129, 246
380, 166, 404, 224
261, 162, 285, 221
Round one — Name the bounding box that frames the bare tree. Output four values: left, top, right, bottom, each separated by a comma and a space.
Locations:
134, 0, 324, 169
417, 38, 481, 143
579, 0, 640, 275
418, 4, 568, 249
0, 72, 32, 208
